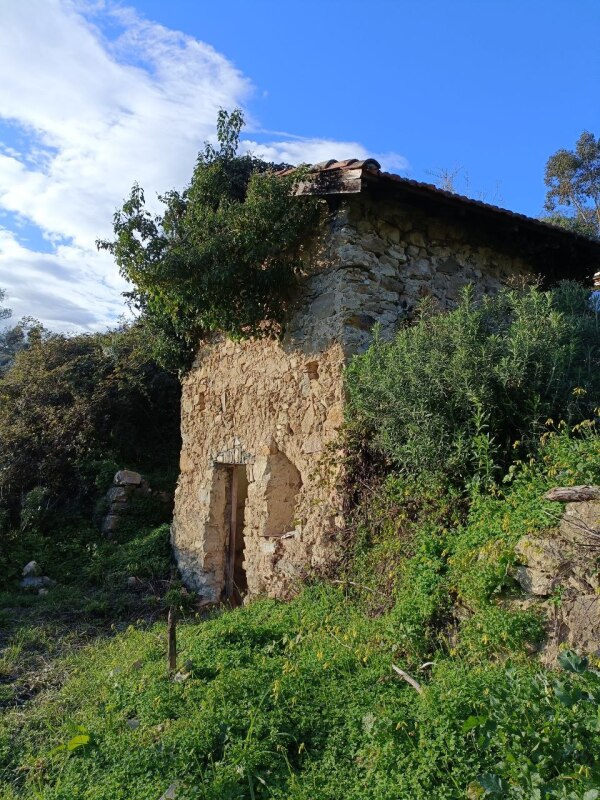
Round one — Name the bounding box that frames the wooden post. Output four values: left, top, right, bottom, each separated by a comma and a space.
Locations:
226, 467, 238, 601
167, 607, 177, 672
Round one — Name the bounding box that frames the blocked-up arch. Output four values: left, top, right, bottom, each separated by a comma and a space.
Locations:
263, 449, 303, 537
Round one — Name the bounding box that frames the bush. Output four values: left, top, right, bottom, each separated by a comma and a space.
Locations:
98, 109, 323, 370
85, 523, 172, 588
0, 321, 180, 586
345, 282, 600, 486
0, 322, 180, 518
345, 424, 600, 666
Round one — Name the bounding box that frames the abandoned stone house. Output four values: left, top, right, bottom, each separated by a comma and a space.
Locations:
171, 158, 600, 604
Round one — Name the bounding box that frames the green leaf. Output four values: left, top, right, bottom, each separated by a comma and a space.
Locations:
477, 773, 507, 795
587, 715, 600, 732
66, 734, 91, 751
462, 714, 488, 733
584, 791, 599, 800
558, 649, 589, 674
553, 680, 576, 707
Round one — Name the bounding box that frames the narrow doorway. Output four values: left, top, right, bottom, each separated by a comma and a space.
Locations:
225, 465, 248, 605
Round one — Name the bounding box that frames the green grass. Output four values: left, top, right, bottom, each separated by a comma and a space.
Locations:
0, 502, 188, 714
1, 588, 599, 799
2, 428, 600, 798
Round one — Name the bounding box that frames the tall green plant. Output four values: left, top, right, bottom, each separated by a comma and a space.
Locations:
346, 282, 600, 486
0, 322, 180, 516
98, 109, 323, 370
544, 130, 600, 238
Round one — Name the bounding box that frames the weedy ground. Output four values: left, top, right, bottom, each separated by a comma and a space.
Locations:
1, 428, 600, 799
0, 492, 194, 712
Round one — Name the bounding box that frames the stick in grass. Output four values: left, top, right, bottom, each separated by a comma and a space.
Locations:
392, 663, 423, 694
168, 607, 177, 672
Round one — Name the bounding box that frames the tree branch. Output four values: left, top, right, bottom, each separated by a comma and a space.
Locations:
392, 664, 424, 694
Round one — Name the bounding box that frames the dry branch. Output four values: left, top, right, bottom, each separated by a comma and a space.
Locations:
392, 664, 424, 694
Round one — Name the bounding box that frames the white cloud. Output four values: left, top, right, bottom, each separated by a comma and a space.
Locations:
242, 139, 408, 174
0, 0, 409, 331
0, 0, 252, 247
0, 227, 127, 330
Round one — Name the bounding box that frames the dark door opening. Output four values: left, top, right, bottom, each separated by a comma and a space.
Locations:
225, 465, 248, 605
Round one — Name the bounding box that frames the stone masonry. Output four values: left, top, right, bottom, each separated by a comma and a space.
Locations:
515, 486, 600, 662
172, 159, 600, 603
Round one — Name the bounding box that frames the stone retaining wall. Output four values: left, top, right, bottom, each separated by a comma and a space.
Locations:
515, 489, 600, 663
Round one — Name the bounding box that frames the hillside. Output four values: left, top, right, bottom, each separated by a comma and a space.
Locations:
1, 283, 600, 798
1, 426, 600, 798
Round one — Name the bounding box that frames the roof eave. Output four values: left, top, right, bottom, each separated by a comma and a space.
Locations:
293, 167, 365, 196
294, 166, 600, 260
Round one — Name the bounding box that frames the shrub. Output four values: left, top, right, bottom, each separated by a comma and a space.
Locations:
85, 523, 173, 588
345, 424, 600, 668
98, 109, 323, 370
0, 322, 180, 518
345, 282, 600, 486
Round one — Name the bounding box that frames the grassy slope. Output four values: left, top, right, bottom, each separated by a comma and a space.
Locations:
1, 429, 600, 799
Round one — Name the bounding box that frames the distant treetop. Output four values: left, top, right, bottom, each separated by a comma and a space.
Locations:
544, 131, 600, 239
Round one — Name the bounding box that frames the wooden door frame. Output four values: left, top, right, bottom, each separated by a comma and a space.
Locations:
225, 465, 238, 601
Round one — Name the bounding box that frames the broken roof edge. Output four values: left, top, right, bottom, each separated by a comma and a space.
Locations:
277, 157, 382, 177
279, 158, 600, 255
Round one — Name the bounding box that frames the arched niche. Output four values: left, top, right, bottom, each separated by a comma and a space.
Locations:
263, 449, 303, 538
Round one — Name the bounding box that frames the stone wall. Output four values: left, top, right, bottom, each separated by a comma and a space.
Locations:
172, 192, 540, 602
515, 487, 600, 664
172, 336, 345, 601
290, 193, 536, 355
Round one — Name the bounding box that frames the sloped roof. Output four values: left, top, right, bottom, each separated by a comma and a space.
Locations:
279, 158, 600, 282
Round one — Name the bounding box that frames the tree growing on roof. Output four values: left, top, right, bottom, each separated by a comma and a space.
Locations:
98, 109, 323, 372
544, 131, 600, 238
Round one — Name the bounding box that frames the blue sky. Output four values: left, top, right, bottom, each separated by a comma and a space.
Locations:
0, 0, 598, 330
144, 0, 600, 213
